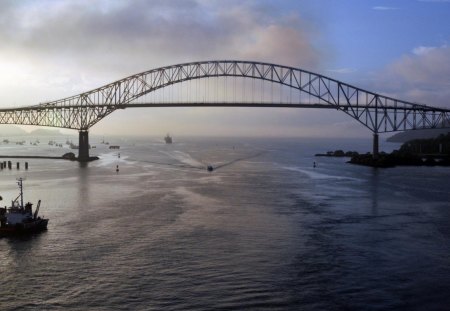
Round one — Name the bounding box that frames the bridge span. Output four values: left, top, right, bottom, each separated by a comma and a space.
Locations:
0, 60, 449, 161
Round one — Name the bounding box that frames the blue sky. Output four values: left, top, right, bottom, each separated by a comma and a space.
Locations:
322, 1, 450, 72
0, 0, 449, 137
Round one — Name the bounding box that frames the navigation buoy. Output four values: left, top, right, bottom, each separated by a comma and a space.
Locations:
207, 165, 214, 172
116, 165, 119, 172
313, 161, 317, 168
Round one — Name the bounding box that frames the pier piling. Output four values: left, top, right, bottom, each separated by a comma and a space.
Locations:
78, 130, 90, 162
373, 133, 379, 160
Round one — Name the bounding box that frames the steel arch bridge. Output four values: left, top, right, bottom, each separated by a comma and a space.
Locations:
0, 60, 449, 160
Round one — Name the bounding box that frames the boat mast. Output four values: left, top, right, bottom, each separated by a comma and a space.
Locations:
17, 178, 24, 209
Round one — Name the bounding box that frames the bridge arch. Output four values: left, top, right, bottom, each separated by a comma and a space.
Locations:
1, 60, 448, 133
0, 60, 449, 160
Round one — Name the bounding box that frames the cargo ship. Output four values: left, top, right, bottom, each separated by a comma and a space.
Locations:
164, 134, 173, 144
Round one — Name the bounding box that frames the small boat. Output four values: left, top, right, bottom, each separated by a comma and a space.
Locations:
164, 134, 173, 144
0, 178, 48, 237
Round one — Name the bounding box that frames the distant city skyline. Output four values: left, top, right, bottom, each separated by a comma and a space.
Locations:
0, 0, 449, 137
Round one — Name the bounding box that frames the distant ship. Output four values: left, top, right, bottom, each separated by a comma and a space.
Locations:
164, 134, 173, 144
0, 178, 49, 237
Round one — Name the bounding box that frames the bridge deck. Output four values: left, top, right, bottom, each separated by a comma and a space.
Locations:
1, 102, 446, 112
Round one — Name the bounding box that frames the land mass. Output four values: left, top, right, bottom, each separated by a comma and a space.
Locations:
0, 125, 64, 137
351, 133, 450, 167
387, 127, 450, 143
316, 133, 450, 168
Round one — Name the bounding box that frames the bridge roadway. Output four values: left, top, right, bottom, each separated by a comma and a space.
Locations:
0, 60, 449, 161
0, 102, 352, 110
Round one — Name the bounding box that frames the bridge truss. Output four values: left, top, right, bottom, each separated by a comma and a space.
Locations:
0, 60, 449, 159
1, 60, 449, 132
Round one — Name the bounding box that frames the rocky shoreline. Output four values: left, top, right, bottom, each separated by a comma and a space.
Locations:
315, 150, 359, 158
315, 133, 450, 168
348, 152, 450, 168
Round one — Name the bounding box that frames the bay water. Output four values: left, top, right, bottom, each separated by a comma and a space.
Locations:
0, 136, 449, 310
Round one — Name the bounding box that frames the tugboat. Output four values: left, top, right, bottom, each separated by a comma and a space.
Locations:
164, 134, 173, 144
0, 178, 48, 237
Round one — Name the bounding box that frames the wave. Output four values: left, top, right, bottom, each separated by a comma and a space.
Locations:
159, 150, 204, 168
281, 165, 363, 181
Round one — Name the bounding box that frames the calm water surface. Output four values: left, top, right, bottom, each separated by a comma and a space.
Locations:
0, 136, 449, 310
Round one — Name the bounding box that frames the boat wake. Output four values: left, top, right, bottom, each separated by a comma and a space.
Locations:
159, 150, 205, 168
213, 151, 266, 170
281, 166, 363, 181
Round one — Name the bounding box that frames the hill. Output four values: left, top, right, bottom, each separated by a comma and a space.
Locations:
29, 128, 63, 136
0, 125, 28, 136
350, 133, 450, 167
387, 128, 450, 143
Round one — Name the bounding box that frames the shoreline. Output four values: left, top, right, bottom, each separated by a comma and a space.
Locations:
0, 155, 65, 159
0, 155, 99, 161
315, 151, 450, 168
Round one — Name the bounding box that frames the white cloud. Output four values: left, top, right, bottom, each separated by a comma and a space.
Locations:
327, 68, 356, 74
372, 6, 398, 10
417, 0, 450, 2
0, 0, 323, 100
0, 0, 343, 137
412, 46, 436, 55
0, 1, 323, 101
374, 45, 450, 108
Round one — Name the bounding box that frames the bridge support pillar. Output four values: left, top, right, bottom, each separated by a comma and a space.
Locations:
372, 133, 379, 160
78, 130, 90, 162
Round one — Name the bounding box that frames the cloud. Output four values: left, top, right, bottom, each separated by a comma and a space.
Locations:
0, 0, 323, 101
412, 46, 437, 55
327, 68, 356, 74
374, 45, 450, 108
372, 6, 399, 10
0, 0, 339, 137
417, 0, 450, 2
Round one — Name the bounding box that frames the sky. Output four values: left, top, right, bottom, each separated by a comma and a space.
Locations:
0, 0, 449, 137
